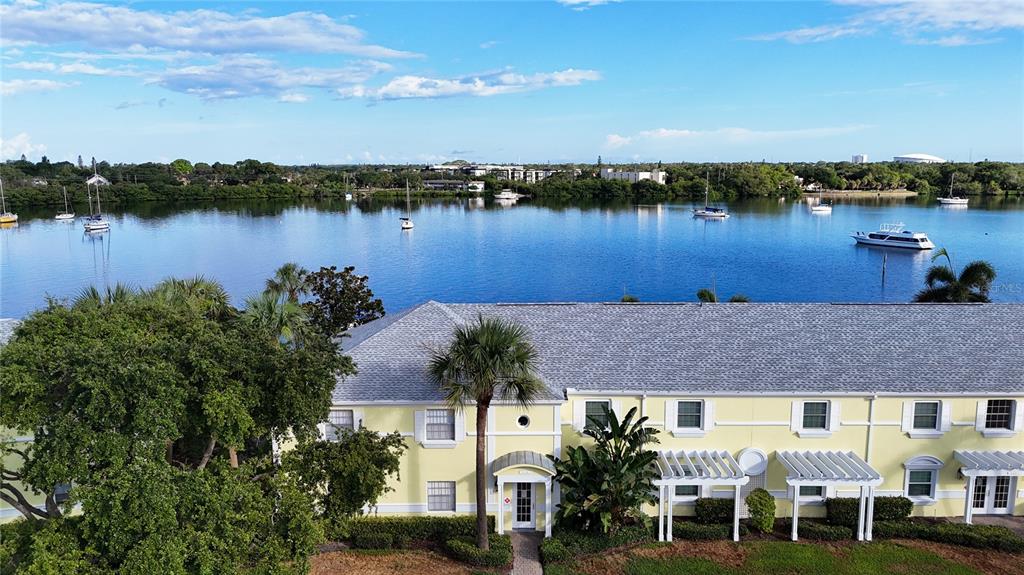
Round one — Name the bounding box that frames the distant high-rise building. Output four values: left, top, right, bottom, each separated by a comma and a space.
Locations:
852, 154, 868, 164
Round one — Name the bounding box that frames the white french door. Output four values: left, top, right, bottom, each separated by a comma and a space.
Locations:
512, 483, 536, 529
972, 476, 1015, 515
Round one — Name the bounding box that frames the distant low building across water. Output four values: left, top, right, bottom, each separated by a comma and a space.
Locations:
894, 153, 945, 164
599, 167, 667, 185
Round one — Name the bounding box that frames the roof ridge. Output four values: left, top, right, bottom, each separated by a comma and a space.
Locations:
429, 301, 469, 326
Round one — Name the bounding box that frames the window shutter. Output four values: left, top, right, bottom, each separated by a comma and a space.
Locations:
414, 410, 426, 443
901, 402, 913, 433
611, 400, 622, 420
703, 400, 715, 432
573, 400, 586, 431
791, 401, 801, 432
1013, 401, 1024, 432
352, 409, 365, 430
828, 401, 841, 432
940, 402, 952, 432
454, 410, 466, 442
975, 401, 986, 432
665, 400, 677, 431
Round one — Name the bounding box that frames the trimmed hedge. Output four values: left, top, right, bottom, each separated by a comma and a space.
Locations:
346, 515, 494, 544
778, 519, 853, 540
694, 498, 735, 524
544, 524, 652, 563
445, 534, 513, 567
825, 496, 913, 526
745, 488, 776, 534
873, 520, 1024, 553
352, 532, 393, 550
672, 521, 750, 540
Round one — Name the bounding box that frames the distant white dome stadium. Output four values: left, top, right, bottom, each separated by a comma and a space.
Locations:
893, 153, 946, 164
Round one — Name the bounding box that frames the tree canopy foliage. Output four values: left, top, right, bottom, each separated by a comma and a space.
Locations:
0, 266, 392, 573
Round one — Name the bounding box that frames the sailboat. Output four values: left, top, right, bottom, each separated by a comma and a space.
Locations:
400, 179, 414, 230
0, 178, 18, 224
83, 169, 110, 232
810, 188, 832, 214
693, 169, 729, 218
937, 173, 968, 205
55, 186, 75, 220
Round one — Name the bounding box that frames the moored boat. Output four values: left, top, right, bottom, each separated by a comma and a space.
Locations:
693, 170, 729, 218
851, 223, 933, 250
937, 174, 968, 206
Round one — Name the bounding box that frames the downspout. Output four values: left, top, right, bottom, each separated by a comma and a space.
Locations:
865, 394, 877, 464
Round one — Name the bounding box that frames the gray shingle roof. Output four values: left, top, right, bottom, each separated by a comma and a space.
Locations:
0, 319, 20, 346
333, 302, 1024, 403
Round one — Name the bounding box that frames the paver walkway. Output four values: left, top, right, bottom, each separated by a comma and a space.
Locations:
511, 532, 543, 575
972, 515, 1024, 537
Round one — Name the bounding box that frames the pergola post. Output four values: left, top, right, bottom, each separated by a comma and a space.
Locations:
544, 479, 552, 538
791, 487, 800, 541
657, 485, 665, 542
865, 486, 875, 541
667, 487, 673, 542
856, 486, 867, 541
497, 478, 505, 535
964, 475, 976, 525
733, 485, 742, 542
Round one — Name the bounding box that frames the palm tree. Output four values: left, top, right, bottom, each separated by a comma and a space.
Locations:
242, 291, 309, 344
696, 288, 749, 303
149, 276, 231, 319
73, 283, 138, 308
914, 248, 996, 303
265, 262, 309, 303
429, 315, 544, 550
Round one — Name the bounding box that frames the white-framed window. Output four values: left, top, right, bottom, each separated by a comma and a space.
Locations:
802, 402, 828, 429
674, 485, 699, 498
799, 485, 824, 498
977, 399, 1022, 437
792, 400, 839, 437
903, 455, 943, 504
426, 409, 456, 440
427, 481, 456, 512
516, 414, 531, 429
584, 400, 611, 430
677, 401, 703, 429
913, 402, 940, 430
325, 409, 354, 441
665, 399, 714, 437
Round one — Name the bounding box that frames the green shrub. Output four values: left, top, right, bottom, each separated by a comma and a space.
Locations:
745, 488, 776, 533
873, 520, 1024, 552
799, 521, 853, 541
346, 515, 493, 544
670, 521, 749, 540
551, 524, 652, 558
825, 496, 912, 526
352, 532, 393, 550
694, 498, 734, 524
444, 534, 513, 567
539, 538, 571, 564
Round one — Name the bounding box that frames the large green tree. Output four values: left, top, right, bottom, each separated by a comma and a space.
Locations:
0, 278, 351, 573
428, 315, 544, 550
302, 265, 385, 339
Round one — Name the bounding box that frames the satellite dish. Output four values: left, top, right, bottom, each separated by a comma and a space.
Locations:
737, 448, 768, 476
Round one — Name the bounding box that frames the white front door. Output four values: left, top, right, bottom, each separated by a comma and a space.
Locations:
972, 476, 1015, 515
512, 482, 536, 529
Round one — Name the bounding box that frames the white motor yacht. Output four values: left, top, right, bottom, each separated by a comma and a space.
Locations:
851, 223, 934, 250
493, 190, 520, 201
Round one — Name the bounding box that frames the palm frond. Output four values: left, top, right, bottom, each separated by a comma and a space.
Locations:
696, 288, 717, 303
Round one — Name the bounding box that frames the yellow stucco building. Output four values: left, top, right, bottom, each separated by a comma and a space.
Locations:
324, 302, 1024, 540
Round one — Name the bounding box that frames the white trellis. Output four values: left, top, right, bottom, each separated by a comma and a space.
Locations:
653, 450, 750, 542
954, 450, 1024, 524
777, 450, 882, 542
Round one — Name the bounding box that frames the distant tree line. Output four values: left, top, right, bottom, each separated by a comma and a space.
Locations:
3, 156, 1020, 207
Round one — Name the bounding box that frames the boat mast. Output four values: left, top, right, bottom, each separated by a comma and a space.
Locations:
63, 185, 70, 212
0, 178, 6, 213
704, 168, 710, 208
948, 173, 955, 198
405, 179, 411, 214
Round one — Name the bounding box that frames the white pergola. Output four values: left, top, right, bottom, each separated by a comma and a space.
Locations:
954, 450, 1024, 524
653, 450, 750, 542
777, 450, 882, 542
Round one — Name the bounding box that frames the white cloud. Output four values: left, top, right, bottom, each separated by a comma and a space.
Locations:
754, 0, 1023, 45
0, 132, 47, 160
0, 1, 418, 58
339, 68, 601, 100
557, 0, 620, 11
152, 56, 391, 100
8, 60, 139, 76
278, 92, 310, 103
605, 125, 872, 148
479, 40, 500, 49
0, 78, 77, 95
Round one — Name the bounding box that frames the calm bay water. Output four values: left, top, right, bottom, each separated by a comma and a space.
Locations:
2, 196, 1023, 318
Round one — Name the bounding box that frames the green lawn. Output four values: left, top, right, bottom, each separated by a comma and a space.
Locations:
547, 541, 981, 575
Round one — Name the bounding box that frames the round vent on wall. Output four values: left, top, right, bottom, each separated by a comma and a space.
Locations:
737, 448, 768, 476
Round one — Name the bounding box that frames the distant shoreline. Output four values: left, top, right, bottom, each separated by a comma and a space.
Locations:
810, 189, 918, 198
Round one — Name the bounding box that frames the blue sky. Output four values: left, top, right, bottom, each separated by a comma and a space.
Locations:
1, 0, 1021, 164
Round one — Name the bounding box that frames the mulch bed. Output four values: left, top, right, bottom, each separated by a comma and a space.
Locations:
311, 548, 475, 575
892, 539, 1024, 575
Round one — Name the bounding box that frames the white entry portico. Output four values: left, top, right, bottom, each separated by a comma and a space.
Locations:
954, 450, 1024, 524
493, 450, 555, 537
